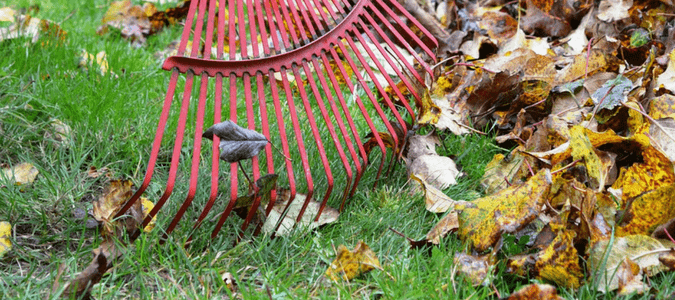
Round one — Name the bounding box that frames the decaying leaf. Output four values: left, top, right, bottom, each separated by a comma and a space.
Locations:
453, 252, 493, 286
63, 239, 123, 299
481, 149, 526, 194
407, 155, 460, 190
535, 230, 584, 288
203, 120, 269, 163
262, 189, 339, 236
0, 221, 11, 257
48, 118, 72, 144
657, 49, 675, 94
589, 235, 671, 293
325, 241, 381, 281
2, 162, 39, 185
91, 180, 150, 236
457, 170, 552, 252
506, 283, 564, 300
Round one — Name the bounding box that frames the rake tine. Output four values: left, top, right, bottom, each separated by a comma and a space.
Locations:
141, 71, 195, 233
361, 12, 426, 91
236, 0, 248, 58
295, 62, 342, 223
115, 0, 199, 222
210, 75, 240, 238
268, 0, 292, 49
310, 57, 361, 206
268, 68, 315, 235
188, 73, 222, 242
308, 0, 331, 30
165, 0, 218, 237
322, 0, 346, 16
355, 18, 417, 119
337, 39, 403, 141
246, 0, 261, 58
276, 0, 302, 46
368, 7, 432, 77
292, 0, 320, 39
240, 73, 267, 232
319, 51, 369, 200
298, 0, 325, 35
373, 0, 436, 60
329, 45, 389, 189
114, 70, 180, 221
344, 32, 409, 132
315, 0, 340, 23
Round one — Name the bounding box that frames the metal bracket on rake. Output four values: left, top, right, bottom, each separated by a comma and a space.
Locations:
115, 0, 437, 240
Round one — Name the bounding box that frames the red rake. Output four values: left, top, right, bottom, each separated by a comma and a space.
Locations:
116, 0, 437, 239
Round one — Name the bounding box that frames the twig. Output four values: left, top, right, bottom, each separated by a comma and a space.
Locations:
454, 120, 487, 135
551, 159, 581, 175
585, 37, 594, 79
623, 103, 675, 144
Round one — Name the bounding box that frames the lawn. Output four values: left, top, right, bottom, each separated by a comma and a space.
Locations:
1, 0, 674, 299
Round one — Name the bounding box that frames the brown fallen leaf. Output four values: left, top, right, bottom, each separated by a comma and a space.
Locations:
426, 210, 460, 245
615, 257, 648, 296
63, 239, 123, 299
506, 283, 564, 300
325, 241, 382, 281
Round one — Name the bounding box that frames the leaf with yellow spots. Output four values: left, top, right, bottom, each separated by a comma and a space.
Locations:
611, 146, 675, 202
618, 183, 675, 236
140, 198, 156, 233
569, 125, 610, 190
535, 230, 584, 288
458, 169, 552, 252
506, 284, 564, 300
480, 147, 526, 195
417, 91, 441, 126
0, 221, 11, 257
649, 94, 675, 120
325, 241, 382, 281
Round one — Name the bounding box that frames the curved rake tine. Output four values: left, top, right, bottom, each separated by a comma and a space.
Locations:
373, 0, 437, 60
359, 15, 424, 102
329, 45, 389, 189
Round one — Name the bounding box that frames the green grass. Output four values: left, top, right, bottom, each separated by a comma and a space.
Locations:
1, 1, 674, 299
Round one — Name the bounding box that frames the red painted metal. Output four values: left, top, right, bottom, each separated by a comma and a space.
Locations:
116, 0, 438, 239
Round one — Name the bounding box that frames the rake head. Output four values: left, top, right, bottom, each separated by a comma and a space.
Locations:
116, 0, 437, 240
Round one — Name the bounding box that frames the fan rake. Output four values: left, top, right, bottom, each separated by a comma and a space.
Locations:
116, 0, 437, 240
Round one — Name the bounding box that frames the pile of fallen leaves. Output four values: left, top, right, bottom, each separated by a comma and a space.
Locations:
388, 0, 675, 296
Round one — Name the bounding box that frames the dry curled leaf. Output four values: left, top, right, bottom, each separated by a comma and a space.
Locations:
506, 283, 564, 300
263, 189, 339, 236
203, 120, 269, 163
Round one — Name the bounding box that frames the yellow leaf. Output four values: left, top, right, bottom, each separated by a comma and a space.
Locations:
481, 148, 526, 194
0, 221, 11, 257
140, 197, 156, 233
535, 231, 583, 289
618, 183, 675, 236
458, 169, 552, 252
325, 241, 381, 281
2, 162, 38, 185
569, 125, 607, 190
0, 7, 16, 22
